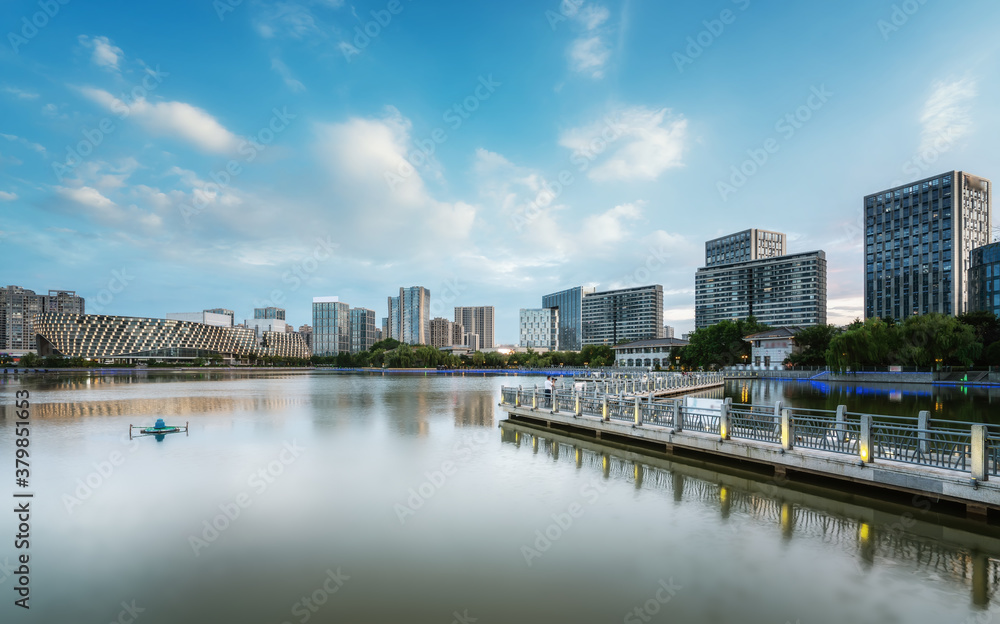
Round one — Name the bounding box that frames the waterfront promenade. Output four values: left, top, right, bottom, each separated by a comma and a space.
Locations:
500, 382, 1000, 519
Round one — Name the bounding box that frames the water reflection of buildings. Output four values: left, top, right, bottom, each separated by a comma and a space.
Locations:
8, 395, 306, 422
453, 392, 495, 428
501, 422, 1000, 608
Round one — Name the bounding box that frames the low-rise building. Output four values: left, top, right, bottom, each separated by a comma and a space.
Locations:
743, 327, 802, 370
612, 337, 689, 368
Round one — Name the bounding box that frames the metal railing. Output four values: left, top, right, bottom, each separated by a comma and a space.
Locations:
499, 385, 993, 480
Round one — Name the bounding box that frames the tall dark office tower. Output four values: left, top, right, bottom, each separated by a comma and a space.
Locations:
864, 172, 991, 319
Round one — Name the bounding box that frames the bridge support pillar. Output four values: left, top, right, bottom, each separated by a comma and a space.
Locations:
971, 424, 988, 482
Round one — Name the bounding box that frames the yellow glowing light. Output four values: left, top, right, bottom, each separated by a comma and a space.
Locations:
859, 523, 871, 541
720, 487, 728, 503
860, 445, 869, 461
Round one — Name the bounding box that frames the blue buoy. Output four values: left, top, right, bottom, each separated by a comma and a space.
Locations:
154, 418, 165, 429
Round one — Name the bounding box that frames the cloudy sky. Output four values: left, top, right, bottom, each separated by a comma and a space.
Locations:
2, 0, 999, 342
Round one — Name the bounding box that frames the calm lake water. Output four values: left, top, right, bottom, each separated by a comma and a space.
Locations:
2, 371, 999, 623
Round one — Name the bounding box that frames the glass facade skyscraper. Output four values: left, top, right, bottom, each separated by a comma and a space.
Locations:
864, 172, 991, 319
349, 307, 376, 353
399, 286, 430, 345
969, 242, 1000, 317
541, 286, 594, 352
312, 297, 350, 356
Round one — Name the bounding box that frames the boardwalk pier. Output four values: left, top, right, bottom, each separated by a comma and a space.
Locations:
499, 383, 1000, 519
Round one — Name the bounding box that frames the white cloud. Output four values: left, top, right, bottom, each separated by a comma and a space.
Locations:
313, 108, 477, 255
78, 35, 124, 72
271, 57, 306, 92
919, 77, 977, 154
580, 202, 643, 248
569, 36, 610, 78
566, 2, 612, 79
80, 88, 240, 153
57, 185, 116, 211
3, 86, 39, 100
0, 191, 17, 201
254, 1, 344, 40
0, 133, 46, 155
559, 106, 687, 182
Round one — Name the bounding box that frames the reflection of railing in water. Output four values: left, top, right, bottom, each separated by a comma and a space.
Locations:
502, 423, 1000, 606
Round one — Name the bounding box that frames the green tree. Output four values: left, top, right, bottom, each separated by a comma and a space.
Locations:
370, 338, 401, 352
826, 317, 900, 369
958, 311, 1000, 365
471, 351, 486, 366
787, 324, 839, 366
19, 352, 41, 367
683, 317, 769, 369
897, 313, 981, 368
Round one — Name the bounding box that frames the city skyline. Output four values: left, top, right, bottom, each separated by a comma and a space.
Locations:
3, 2, 1000, 341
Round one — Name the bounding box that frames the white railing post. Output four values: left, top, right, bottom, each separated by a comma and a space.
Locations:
602, 395, 609, 421
673, 401, 683, 431
634, 396, 642, 426
971, 425, 988, 481
532, 387, 538, 411
917, 410, 930, 456
859, 414, 873, 463
720, 397, 731, 440
515, 385, 521, 407
552, 389, 559, 414
574, 391, 581, 417
835, 405, 846, 444
781, 407, 793, 450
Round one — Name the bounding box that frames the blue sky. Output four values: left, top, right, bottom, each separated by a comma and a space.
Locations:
2, 0, 999, 342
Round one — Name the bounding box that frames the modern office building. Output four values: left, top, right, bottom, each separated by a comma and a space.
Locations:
167, 310, 235, 328
1, 286, 85, 353
705, 229, 786, 267
34, 313, 309, 362
386, 298, 401, 341
663, 325, 675, 339
430, 317, 454, 348
519, 308, 559, 351
204, 308, 235, 326
969, 242, 1000, 317
541, 286, 595, 352
399, 286, 430, 345
464, 332, 480, 352
254, 307, 286, 320
864, 172, 991, 319
581, 285, 664, 346
454, 306, 495, 349
695, 250, 827, 329
381, 317, 390, 342
349, 307, 376, 353
312, 296, 351, 356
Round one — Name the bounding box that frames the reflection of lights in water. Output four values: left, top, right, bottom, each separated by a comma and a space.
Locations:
889, 390, 901, 402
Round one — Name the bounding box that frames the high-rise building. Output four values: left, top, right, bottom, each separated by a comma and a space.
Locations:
969, 242, 1000, 317
705, 229, 786, 267
695, 250, 827, 329
453, 306, 495, 349
254, 307, 286, 320
1, 286, 85, 353
519, 308, 559, 350
400, 286, 430, 345
542, 286, 595, 352
387, 297, 401, 341
349, 308, 376, 353
430, 317, 454, 348
663, 325, 675, 339
312, 296, 350, 356
865, 172, 991, 319
381, 317, 389, 342
582, 285, 663, 346
464, 332, 480, 352
452, 321, 465, 346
